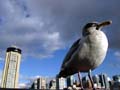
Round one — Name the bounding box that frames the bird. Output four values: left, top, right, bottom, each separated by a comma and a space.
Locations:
57, 20, 112, 89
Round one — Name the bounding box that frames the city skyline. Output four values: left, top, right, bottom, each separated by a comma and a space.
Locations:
0, 0, 120, 88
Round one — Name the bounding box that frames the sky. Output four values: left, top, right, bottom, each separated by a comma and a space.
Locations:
0, 0, 120, 88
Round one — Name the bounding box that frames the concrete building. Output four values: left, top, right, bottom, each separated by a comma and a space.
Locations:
49, 79, 56, 89
112, 75, 120, 90
82, 76, 88, 88
56, 77, 66, 89
30, 77, 47, 89
92, 75, 101, 88
113, 75, 120, 82
99, 73, 110, 89
1, 46, 22, 88
66, 75, 74, 87
82, 76, 92, 89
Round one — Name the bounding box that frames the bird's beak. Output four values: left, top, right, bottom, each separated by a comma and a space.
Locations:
97, 20, 112, 30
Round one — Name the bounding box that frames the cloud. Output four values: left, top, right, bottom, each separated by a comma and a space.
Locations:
0, 0, 64, 59
109, 63, 120, 68
0, 0, 120, 59
108, 51, 120, 68
114, 51, 120, 58
0, 57, 4, 61
18, 82, 33, 89
25, 0, 120, 49
18, 83, 28, 88
18, 75, 34, 88
19, 74, 38, 82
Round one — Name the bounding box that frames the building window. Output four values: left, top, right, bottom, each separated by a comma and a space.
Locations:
10, 53, 17, 62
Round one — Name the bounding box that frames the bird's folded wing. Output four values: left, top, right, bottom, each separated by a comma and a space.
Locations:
61, 39, 81, 69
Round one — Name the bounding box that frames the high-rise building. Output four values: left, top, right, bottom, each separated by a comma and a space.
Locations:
66, 75, 74, 87
56, 77, 66, 89
92, 75, 101, 88
112, 75, 120, 89
99, 74, 105, 88
49, 79, 56, 89
30, 77, 47, 89
82, 76, 88, 88
113, 75, 120, 82
82, 76, 92, 88
99, 73, 110, 89
1, 46, 22, 88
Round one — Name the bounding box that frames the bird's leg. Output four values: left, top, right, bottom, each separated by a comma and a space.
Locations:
88, 69, 95, 90
78, 72, 83, 90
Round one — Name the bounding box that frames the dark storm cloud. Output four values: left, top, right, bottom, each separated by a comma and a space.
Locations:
26, 0, 120, 48
0, 0, 120, 58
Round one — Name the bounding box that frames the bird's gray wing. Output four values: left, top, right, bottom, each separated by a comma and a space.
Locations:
61, 39, 81, 69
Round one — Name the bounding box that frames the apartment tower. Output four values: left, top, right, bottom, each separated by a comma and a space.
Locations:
1, 46, 22, 88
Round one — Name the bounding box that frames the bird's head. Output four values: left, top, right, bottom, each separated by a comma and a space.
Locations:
82, 20, 112, 36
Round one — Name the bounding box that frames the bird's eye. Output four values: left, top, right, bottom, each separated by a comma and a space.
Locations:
83, 23, 98, 30
92, 23, 97, 27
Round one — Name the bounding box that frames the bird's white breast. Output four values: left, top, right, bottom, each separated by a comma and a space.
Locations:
76, 30, 108, 69
88, 30, 108, 53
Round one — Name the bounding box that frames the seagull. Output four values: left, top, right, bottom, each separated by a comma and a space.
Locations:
57, 20, 112, 89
